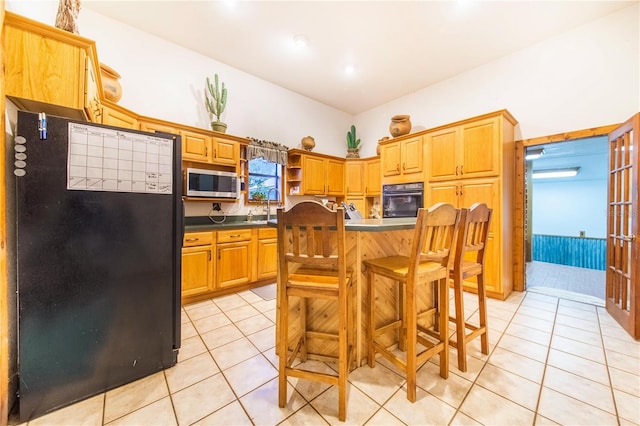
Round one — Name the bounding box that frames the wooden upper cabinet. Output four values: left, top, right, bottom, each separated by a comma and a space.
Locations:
346, 161, 365, 196
426, 117, 500, 181
381, 136, 424, 184
381, 142, 401, 177
460, 117, 500, 178
426, 127, 459, 181
3, 12, 101, 121
181, 130, 211, 162
366, 158, 381, 196
102, 103, 138, 129
212, 136, 239, 166
302, 155, 327, 195
326, 159, 345, 196
289, 150, 345, 196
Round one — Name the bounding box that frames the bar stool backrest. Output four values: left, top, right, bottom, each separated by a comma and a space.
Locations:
413, 202, 460, 275
453, 202, 493, 271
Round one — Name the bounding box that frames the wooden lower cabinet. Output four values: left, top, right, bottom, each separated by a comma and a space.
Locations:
428, 177, 511, 299
182, 227, 277, 303
216, 229, 253, 288
256, 228, 278, 281
181, 232, 215, 298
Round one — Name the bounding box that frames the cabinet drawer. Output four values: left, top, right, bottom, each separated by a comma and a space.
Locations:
183, 231, 214, 247
258, 228, 277, 239
217, 229, 252, 243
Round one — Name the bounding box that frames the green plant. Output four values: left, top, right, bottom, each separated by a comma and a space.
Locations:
205, 74, 227, 122
346, 124, 361, 150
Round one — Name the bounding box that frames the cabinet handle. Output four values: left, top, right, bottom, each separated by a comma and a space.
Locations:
185, 238, 199, 242
205, 147, 208, 156
208, 252, 212, 261
455, 166, 459, 176
229, 234, 243, 238
460, 165, 464, 175
214, 149, 217, 158
459, 186, 463, 197
396, 164, 400, 172
403, 163, 406, 170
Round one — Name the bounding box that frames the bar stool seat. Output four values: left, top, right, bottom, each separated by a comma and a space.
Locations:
363, 203, 460, 402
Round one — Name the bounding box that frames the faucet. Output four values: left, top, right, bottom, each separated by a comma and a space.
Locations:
266, 188, 282, 221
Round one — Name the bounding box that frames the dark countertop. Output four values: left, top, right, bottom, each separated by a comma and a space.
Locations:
184, 216, 417, 233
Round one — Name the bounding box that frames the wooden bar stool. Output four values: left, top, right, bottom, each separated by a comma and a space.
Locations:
363, 203, 460, 402
276, 201, 354, 421
449, 202, 492, 372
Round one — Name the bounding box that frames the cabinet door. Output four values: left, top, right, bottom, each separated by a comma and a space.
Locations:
212, 137, 238, 165
345, 161, 365, 196
256, 238, 278, 280
84, 54, 102, 123
302, 156, 327, 195
326, 159, 345, 196
4, 23, 84, 110
460, 118, 500, 178
401, 137, 424, 177
181, 245, 214, 297
427, 182, 458, 208
181, 130, 211, 162
381, 142, 401, 177
366, 159, 381, 196
217, 241, 252, 288
459, 178, 500, 294
102, 105, 138, 129
426, 127, 459, 181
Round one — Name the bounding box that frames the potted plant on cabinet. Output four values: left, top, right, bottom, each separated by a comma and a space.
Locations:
205, 73, 228, 133
346, 124, 361, 158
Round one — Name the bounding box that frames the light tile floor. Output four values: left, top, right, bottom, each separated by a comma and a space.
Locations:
526, 261, 606, 302
14, 285, 640, 426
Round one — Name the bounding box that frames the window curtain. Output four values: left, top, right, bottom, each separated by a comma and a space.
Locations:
246, 138, 289, 165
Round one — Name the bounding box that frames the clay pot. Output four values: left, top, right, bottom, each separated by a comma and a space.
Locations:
301, 136, 315, 151
377, 136, 389, 155
346, 148, 360, 158
211, 121, 227, 133
389, 114, 412, 137
99, 63, 123, 103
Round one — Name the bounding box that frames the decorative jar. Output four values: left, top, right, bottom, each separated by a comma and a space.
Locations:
389, 115, 412, 137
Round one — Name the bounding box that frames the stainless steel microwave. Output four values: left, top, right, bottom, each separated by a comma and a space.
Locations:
185, 167, 239, 199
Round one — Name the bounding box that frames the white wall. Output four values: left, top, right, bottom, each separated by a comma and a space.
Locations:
532, 179, 608, 238
7, 1, 639, 217
5, 0, 354, 216
355, 4, 640, 157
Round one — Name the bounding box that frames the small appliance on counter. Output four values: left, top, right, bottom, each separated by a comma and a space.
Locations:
341, 201, 363, 220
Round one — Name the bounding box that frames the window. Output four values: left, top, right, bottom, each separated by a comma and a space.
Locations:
247, 157, 282, 202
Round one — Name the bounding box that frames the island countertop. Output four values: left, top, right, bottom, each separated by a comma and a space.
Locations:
185, 217, 418, 232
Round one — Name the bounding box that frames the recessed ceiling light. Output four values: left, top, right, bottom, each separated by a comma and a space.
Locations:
344, 65, 355, 75
293, 34, 308, 47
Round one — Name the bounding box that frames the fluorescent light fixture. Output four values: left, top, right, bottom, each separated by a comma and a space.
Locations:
532, 167, 580, 179
525, 147, 545, 160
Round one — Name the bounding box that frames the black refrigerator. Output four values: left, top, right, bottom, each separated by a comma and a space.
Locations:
13, 111, 182, 422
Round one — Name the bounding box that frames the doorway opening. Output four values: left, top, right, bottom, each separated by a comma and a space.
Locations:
524, 136, 608, 306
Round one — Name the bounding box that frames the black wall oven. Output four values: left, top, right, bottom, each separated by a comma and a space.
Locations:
382, 182, 424, 218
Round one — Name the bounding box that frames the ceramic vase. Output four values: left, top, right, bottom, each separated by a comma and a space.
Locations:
99, 63, 123, 103
301, 136, 315, 151
389, 114, 412, 137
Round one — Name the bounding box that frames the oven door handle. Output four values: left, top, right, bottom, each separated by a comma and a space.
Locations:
383, 192, 424, 197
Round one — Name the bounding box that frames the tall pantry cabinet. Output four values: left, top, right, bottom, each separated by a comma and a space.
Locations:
425, 110, 517, 300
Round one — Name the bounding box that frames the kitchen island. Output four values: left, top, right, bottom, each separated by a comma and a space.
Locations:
273, 217, 437, 367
